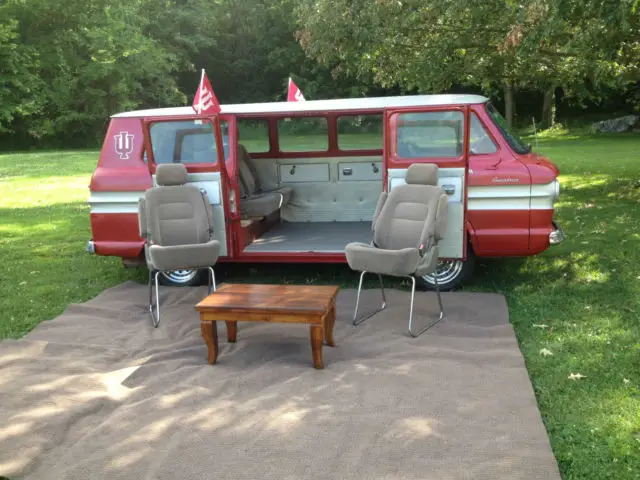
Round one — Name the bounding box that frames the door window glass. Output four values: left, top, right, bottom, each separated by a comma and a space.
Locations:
149, 119, 229, 164
396, 111, 463, 158
469, 113, 498, 154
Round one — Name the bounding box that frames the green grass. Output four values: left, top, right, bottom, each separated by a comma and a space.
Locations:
1, 132, 640, 479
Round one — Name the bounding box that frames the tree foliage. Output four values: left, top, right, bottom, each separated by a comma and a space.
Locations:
0, 0, 637, 147
0, 16, 42, 133
295, 0, 639, 126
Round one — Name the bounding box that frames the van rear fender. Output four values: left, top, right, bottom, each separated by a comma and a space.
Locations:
89, 117, 151, 257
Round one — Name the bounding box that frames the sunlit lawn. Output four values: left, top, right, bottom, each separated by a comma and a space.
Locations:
1, 131, 639, 479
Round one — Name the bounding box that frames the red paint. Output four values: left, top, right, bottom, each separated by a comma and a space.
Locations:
90, 213, 144, 257
467, 210, 531, 254
529, 209, 555, 253
89, 118, 153, 192
227, 252, 464, 263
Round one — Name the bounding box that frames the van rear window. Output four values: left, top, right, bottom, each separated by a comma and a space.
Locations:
149, 120, 229, 164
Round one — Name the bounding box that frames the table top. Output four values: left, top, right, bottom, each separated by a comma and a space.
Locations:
195, 283, 340, 314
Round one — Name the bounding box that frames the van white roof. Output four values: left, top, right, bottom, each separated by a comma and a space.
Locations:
111, 94, 488, 118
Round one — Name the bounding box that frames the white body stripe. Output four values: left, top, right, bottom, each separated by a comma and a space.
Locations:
89, 191, 145, 214
467, 182, 555, 211
90, 169, 554, 260
89, 172, 228, 256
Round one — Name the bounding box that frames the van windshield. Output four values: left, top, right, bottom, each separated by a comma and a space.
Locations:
485, 103, 531, 154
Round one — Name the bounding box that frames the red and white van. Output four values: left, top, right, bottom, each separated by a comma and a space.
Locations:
87, 94, 564, 290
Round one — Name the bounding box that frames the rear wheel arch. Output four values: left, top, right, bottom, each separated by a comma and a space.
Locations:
415, 227, 477, 291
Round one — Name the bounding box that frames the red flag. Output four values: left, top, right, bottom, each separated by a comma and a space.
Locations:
287, 77, 306, 102
192, 69, 221, 114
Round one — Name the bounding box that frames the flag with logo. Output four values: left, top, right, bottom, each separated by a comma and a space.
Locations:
287, 77, 305, 102
192, 69, 221, 114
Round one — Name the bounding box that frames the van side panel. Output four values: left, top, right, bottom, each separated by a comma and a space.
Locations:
89, 118, 152, 258
466, 160, 532, 255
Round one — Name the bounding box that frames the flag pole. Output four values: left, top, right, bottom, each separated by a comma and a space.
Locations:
204, 67, 225, 171
197, 69, 205, 114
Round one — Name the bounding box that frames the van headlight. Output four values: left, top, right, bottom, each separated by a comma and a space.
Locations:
552, 179, 560, 202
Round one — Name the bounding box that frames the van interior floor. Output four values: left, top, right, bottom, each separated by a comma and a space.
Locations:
243, 221, 372, 253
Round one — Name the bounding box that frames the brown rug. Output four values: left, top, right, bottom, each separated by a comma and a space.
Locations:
0, 281, 561, 480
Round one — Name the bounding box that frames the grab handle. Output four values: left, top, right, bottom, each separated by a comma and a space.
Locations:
442, 184, 455, 195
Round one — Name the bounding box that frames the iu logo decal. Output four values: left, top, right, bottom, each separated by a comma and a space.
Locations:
114, 131, 134, 160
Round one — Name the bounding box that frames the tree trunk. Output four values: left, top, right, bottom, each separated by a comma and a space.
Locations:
541, 87, 555, 129
504, 82, 515, 129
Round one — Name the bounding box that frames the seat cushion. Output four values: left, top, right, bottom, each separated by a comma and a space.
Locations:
144, 184, 211, 246
240, 192, 283, 218
237, 143, 292, 207
148, 239, 220, 271
345, 242, 420, 277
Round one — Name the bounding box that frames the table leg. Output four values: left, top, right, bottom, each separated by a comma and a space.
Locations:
225, 321, 237, 343
310, 325, 324, 369
201, 321, 219, 365
324, 304, 336, 347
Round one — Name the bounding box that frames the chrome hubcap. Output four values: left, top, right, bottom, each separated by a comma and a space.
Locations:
161, 269, 198, 284
422, 260, 464, 285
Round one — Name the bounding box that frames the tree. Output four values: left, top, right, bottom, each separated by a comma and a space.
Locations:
2, 0, 214, 144
294, 0, 640, 128
0, 17, 42, 133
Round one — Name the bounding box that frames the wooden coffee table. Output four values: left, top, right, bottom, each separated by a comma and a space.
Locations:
194, 284, 339, 369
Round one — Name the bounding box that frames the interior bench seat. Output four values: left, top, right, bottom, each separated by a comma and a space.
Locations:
237, 144, 292, 218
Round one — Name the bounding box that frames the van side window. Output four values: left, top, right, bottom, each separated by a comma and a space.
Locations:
149, 120, 229, 164
337, 114, 383, 150
277, 117, 328, 152
238, 119, 270, 153
470, 112, 498, 154
396, 111, 463, 158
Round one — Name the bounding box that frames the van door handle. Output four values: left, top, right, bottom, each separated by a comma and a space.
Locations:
342, 167, 353, 176
442, 184, 455, 195
371, 163, 379, 173
289, 165, 296, 175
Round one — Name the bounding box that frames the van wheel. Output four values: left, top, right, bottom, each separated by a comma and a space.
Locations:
415, 248, 475, 292
158, 269, 206, 287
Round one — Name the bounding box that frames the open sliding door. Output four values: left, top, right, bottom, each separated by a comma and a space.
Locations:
383, 105, 470, 260
142, 114, 234, 259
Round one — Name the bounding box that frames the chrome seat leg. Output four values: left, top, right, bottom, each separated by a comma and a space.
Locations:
353, 271, 387, 326
407, 275, 445, 337
435, 275, 445, 321
206, 266, 217, 294
149, 270, 160, 328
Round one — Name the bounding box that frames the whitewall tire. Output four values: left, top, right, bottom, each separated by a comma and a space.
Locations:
415, 248, 475, 291
158, 269, 206, 287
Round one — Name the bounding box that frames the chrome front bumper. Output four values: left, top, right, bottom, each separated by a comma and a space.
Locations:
85, 240, 95, 253
549, 221, 565, 245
